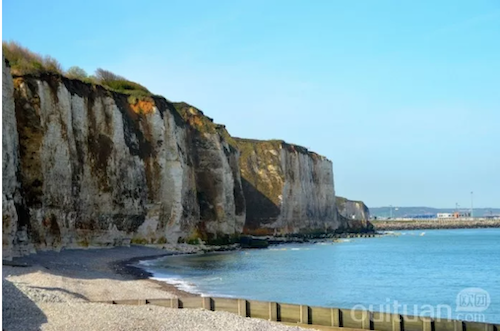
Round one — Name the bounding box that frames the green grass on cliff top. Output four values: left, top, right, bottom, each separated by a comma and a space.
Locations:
3, 41, 152, 99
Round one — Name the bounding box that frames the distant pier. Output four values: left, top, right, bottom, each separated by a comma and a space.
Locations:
371, 218, 500, 231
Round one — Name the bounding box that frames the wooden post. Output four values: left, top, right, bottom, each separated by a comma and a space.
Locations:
331, 308, 340, 327
392, 314, 403, 331
238, 299, 247, 317
453, 320, 465, 331
300, 305, 310, 324
361, 310, 372, 330
422, 317, 433, 331
269, 302, 278, 321
483, 323, 496, 331
202, 297, 212, 311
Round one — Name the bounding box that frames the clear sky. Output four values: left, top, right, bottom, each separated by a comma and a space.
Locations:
3, 0, 499, 208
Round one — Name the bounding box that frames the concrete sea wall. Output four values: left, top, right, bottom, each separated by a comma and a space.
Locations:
102, 296, 500, 331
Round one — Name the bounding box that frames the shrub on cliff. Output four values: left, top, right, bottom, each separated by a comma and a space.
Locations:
3, 41, 153, 100
95, 68, 150, 95
66, 66, 88, 80
2, 41, 62, 75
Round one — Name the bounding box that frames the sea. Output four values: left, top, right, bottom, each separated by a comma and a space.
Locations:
137, 228, 500, 323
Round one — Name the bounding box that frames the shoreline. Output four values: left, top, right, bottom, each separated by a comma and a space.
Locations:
4, 233, 499, 330
112, 252, 201, 298
121, 235, 383, 297
122, 227, 499, 299
4, 244, 319, 330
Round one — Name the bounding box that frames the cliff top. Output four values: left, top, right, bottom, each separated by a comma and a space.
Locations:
234, 137, 330, 161
4, 40, 328, 161
336, 196, 365, 205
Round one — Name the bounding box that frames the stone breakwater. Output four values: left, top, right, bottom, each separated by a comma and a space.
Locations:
2, 57, 373, 259
372, 219, 500, 231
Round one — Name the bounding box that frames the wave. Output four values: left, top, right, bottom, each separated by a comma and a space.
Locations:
137, 261, 229, 297
151, 275, 203, 295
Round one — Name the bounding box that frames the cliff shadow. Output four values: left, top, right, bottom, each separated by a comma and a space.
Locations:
2, 279, 48, 331
241, 178, 281, 235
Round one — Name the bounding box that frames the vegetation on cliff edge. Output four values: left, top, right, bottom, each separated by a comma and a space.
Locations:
3, 41, 153, 112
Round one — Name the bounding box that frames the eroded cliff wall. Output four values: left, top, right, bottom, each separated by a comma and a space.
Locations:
2, 58, 27, 259
336, 196, 370, 221
2, 67, 245, 257
335, 196, 373, 233
2, 60, 372, 257
234, 138, 340, 235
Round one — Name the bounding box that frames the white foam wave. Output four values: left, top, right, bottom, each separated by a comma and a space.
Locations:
151, 275, 203, 295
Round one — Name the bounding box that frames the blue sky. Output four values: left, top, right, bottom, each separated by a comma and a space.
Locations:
3, 0, 499, 208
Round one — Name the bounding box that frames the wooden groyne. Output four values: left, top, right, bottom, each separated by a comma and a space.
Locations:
97, 297, 500, 331
372, 219, 500, 231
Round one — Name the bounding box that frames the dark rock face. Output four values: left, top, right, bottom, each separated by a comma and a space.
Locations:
173, 102, 245, 242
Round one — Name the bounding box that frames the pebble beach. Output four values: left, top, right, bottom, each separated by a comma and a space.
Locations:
2, 246, 315, 331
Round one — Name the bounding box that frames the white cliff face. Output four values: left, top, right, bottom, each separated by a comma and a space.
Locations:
4, 73, 245, 254
278, 146, 338, 233
235, 139, 340, 235
2, 58, 24, 259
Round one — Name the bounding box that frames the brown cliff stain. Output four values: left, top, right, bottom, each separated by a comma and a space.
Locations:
129, 99, 155, 114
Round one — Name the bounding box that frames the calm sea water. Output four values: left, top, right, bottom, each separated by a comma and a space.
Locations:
139, 229, 500, 323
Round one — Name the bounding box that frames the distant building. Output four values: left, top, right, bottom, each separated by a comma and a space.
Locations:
412, 214, 436, 219
437, 212, 471, 219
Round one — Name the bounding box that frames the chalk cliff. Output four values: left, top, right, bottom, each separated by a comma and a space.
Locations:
2, 63, 246, 258
234, 139, 340, 235
335, 196, 373, 233
2, 58, 27, 259
2, 57, 371, 258
336, 196, 370, 221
